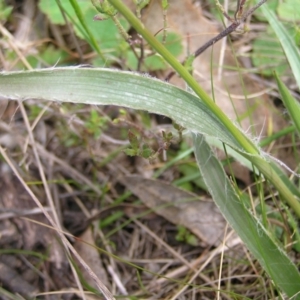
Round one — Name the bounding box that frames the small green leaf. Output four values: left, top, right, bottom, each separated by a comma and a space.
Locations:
128, 130, 139, 150
75, 8, 128, 48
186, 234, 198, 246
39, 0, 92, 25
0, 0, 13, 22
124, 148, 138, 156
141, 144, 152, 158
176, 225, 198, 246
162, 131, 172, 140
277, 0, 300, 21
85, 109, 108, 138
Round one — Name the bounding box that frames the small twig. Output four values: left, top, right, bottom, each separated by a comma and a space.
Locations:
165, 0, 267, 81
234, 0, 247, 21
136, 35, 144, 71
215, 0, 233, 22
242, 0, 267, 20
196, 0, 267, 57
194, 22, 238, 58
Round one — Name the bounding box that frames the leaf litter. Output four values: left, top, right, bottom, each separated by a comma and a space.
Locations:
0, 0, 298, 299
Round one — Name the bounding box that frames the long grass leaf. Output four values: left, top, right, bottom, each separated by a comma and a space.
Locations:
0, 67, 243, 150
274, 72, 300, 133
0, 67, 300, 217
67, 0, 105, 59
259, 2, 300, 89
192, 133, 300, 299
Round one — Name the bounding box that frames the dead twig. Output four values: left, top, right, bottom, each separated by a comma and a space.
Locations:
165, 0, 267, 81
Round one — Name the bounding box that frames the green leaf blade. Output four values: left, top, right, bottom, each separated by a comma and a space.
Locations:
274, 72, 300, 133
192, 133, 300, 299
0, 67, 242, 151
1, 67, 300, 217
260, 2, 300, 89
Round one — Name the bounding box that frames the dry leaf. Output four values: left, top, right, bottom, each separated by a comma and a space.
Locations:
123, 175, 226, 246
74, 228, 109, 289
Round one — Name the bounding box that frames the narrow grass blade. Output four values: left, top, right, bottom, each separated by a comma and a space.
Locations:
241, 151, 300, 217
192, 133, 300, 299
107, 0, 259, 155
207, 139, 300, 216
274, 72, 300, 133
259, 2, 300, 89
67, 0, 104, 59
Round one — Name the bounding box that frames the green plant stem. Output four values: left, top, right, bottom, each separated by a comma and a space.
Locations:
106, 1, 300, 218
68, 0, 105, 60
259, 125, 295, 147
55, 0, 84, 61
253, 157, 300, 217
106, 0, 258, 155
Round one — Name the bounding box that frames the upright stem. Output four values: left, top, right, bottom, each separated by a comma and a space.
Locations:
106, 0, 259, 155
